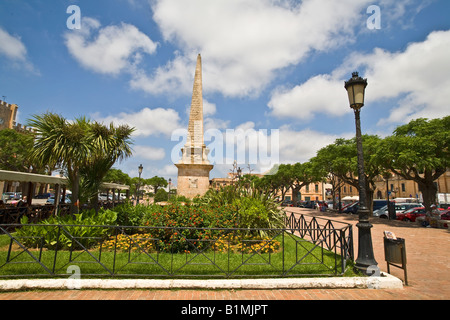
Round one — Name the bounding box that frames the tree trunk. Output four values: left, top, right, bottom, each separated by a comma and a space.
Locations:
291, 186, 301, 206
71, 168, 80, 215
90, 194, 99, 213
418, 179, 437, 213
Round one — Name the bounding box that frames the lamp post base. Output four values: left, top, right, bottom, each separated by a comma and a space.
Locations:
354, 206, 378, 275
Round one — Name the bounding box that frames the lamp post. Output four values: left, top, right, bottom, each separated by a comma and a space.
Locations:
168, 178, 172, 200
137, 164, 143, 204
344, 72, 378, 275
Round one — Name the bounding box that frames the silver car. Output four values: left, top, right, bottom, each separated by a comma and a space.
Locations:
375, 203, 422, 219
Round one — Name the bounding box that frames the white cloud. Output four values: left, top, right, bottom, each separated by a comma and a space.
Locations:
64, 17, 158, 75
133, 145, 165, 161
129, 54, 193, 95
146, 0, 373, 97
278, 126, 346, 164
0, 27, 27, 61
203, 99, 217, 117
204, 117, 230, 132
352, 30, 450, 123
206, 124, 346, 173
93, 107, 182, 137
269, 29, 450, 124
0, 27, 38, 73
160, 164, 178, 176
268, 75, 349, 120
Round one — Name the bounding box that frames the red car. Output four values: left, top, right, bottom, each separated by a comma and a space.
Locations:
397, 206, 426, 222
440, 210, 450, 228
440, 209, 450, 220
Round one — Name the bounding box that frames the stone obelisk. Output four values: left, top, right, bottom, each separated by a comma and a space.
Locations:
175, 54, 213, 198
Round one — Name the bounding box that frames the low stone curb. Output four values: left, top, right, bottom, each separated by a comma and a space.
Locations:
0, 273, 403, 291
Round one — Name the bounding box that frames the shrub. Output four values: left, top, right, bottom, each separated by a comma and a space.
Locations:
168, 195, 191, 204
154, 188, 168, 202
200, 185, 285, 237
140, 202, 237, 253
16, 209, 117, 250
114, 201, 150, 227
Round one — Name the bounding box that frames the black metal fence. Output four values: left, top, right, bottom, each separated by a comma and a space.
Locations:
0, 211, 353, 279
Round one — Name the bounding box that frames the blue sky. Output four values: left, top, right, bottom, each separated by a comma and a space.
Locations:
1, 0, 449, 185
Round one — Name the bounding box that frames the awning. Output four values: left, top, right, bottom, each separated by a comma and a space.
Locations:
0, 169, 67, 185
342, 196, 359, 201
0, 169, 129, 190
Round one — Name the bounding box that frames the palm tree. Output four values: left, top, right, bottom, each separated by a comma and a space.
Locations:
29, 113, 134, 213
80, 121, 134, 210
29, 114, 90, 213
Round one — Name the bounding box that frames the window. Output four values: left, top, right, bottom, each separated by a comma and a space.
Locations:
401, 183, 406, 192
315, 184, 319, 192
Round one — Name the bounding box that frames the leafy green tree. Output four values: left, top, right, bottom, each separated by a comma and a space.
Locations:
146, 176, 168, 194
376, 116, 450, 212
103, 168, 131, 185
237, 174, 261, 192
309, 155, 341, 208
154, 188, 168, 202
289, 161, 325, 206
80, 121, 134, 208
0, 129, 36, 172
315, 135, 383, 213
29, 114, 90, 213
28, 113, 134, 213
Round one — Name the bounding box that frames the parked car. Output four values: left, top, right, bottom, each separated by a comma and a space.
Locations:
281, 200, 293, 207
296, 200, 307, 207
396, 206, 426, 222
46, 195, 71, 204
439, 210, 450, 228
343, 200, 387, 215
343, 202, 359, 214
3, 192, 21, 200
373, 200, 389, 212
440, 209, 450, 220
326, 200, 334, 209
373, 205, 388, 217
34, 193, 53, 199
300, 201, 316, 209
98, 193, 113, 201
378, 203, 422, 219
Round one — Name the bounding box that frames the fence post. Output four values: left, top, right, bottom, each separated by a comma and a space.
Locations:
52, 225, 61, 275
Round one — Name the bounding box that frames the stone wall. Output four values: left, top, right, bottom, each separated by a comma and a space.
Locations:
0, 100, 18, 130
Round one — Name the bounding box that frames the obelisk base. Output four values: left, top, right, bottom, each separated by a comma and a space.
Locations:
175, 163, 213, 199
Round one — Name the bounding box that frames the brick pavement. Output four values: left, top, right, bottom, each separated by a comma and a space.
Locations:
0, 208, 448, 301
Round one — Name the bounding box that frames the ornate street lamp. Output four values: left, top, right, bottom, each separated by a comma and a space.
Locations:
237, 167, 242, 181
137, 164, 143, 204
344, 72, 378, 275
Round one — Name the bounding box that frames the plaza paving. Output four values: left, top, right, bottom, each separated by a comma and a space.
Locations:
0, 207, 448, 300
